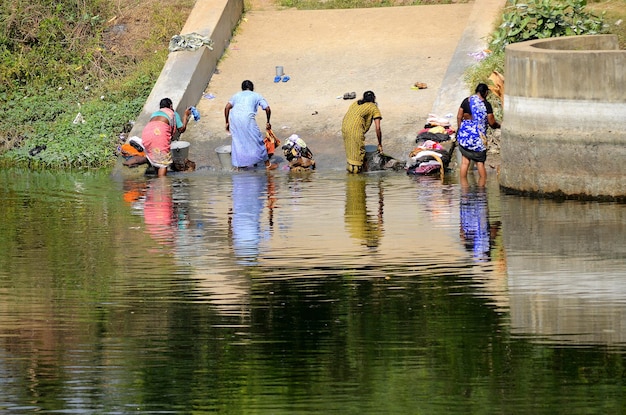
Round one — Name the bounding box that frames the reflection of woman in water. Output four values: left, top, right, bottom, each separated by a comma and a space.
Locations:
143, 178, 175, 245
123, 179, 148, 205
459, 177, 499, 262
230, 172, 268, 263
344, 175, 384, 248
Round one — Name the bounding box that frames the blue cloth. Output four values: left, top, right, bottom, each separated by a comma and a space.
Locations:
456, 94, 487, 152
460, 186, 490, 262
228, 90, 269, 167
231, 173, 267, 264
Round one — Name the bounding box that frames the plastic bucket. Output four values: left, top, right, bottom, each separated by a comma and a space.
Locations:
215, 144, 233, 170
171, 141, 190, 163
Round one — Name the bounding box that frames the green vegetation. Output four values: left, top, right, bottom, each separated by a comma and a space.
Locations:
588, 0, 626, 47
465, 0, 621, 95
490, 0, 606, 53
463, 0, 623, 136
0, 0, 194, 169
463, 51, 506, 118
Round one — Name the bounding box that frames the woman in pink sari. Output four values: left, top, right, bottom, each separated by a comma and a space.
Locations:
142, 98, 192, 177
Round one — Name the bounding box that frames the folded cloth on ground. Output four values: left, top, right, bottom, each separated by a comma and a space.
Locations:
413, 140, 444, 151
426, 113, 452, 127
427, 126, 447, 134
128, 136, 144, 151
120, 136, 145, 158
416, 131, 451, 144
408, 149, 451, 169
419, 126, 456, 135
169, 33, 214, 52
407, 162, 442, 176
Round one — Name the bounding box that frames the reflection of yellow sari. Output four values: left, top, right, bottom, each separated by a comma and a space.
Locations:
344, 176, 383, 248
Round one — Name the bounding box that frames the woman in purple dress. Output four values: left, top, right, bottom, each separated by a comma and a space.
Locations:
224, 80, 277, 170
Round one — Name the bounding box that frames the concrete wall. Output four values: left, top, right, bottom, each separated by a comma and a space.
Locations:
499, 34, 626, 200
129, 0, 244, 138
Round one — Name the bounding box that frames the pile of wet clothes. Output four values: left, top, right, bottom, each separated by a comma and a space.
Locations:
282, 134, 316, 172
406, 123, 454, 176
119, 136, 196, 174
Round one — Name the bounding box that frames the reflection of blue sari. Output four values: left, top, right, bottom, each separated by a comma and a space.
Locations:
460, 186, 490, 262
232, 173, 267, 263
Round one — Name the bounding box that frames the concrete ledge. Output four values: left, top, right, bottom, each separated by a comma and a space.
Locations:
504, 34, 624, 101
129, 0, 244, 138
499, 35, 626, 200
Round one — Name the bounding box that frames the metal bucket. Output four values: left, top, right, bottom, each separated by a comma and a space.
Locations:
215, 144, 233, 170
171, 141, 190, 163
363, 144, 381, 172
364, 144, 378, 156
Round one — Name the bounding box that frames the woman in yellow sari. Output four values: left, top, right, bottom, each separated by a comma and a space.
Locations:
341, 91, 383, 174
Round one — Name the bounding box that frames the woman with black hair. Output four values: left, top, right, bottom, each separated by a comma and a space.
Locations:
225, 80, 277, 170
142, 97, 192, 177
456, 83, 501, 181
341, 91, 383, 174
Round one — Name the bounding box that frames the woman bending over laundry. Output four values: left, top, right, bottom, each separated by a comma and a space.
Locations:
142, 97, 191, 177
341, 91, 383, 174
225, 80, 277, 170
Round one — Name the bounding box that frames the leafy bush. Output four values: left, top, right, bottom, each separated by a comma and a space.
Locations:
464, 50, 505, 90
463, 0, 611, 93
0, 88, 147, 169
0, 0, 194, 169
0, 1, 112, 93
463, 50, 505, 118
489, 0, 607, 53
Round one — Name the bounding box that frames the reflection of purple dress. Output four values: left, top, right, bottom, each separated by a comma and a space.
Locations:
232, 173, 267, 263
228, 90, 269, 167
460, 187, 490, 262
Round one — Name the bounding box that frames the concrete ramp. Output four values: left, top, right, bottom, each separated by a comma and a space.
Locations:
126, 0, 506, 172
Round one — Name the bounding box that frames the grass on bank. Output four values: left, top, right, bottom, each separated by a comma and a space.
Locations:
0, 0, 194, 169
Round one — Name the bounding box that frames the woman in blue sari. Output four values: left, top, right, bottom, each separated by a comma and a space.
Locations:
456, 83, 501, 181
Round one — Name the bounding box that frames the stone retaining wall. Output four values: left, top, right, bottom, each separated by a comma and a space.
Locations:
499, 34, 626, 200
129, 0, 244, 138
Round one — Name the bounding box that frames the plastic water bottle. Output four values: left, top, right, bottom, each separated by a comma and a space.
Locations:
190, 106, 201, 121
